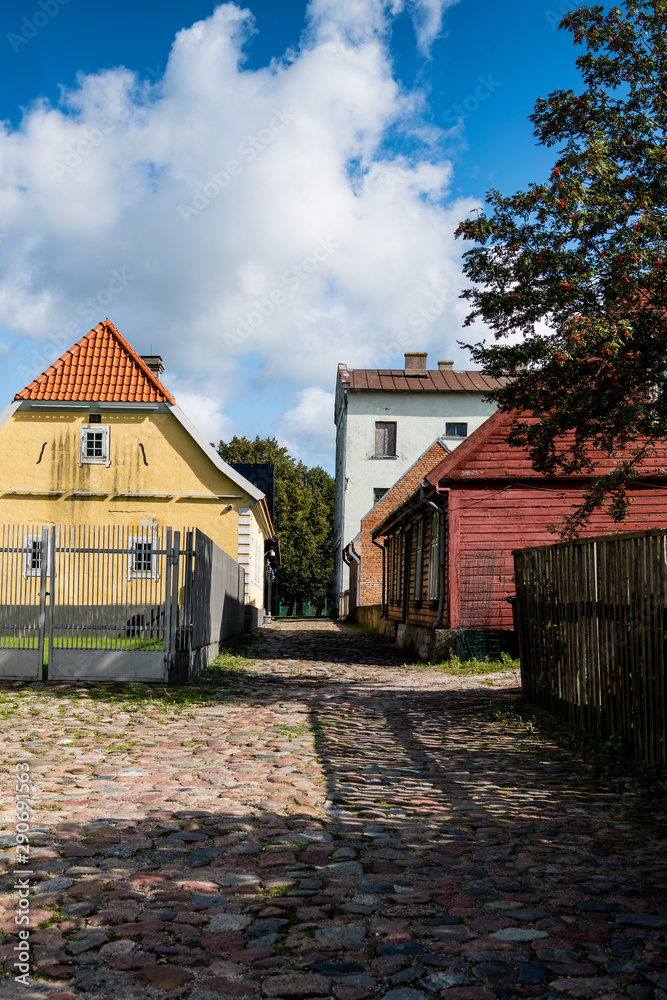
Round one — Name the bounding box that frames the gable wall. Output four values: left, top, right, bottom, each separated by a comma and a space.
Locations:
0, 406, 268, 605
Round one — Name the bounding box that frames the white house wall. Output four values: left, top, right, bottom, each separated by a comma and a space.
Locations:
334, 390, 498, 603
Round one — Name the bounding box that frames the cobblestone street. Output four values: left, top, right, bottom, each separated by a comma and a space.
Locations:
0, 620, 665, 1000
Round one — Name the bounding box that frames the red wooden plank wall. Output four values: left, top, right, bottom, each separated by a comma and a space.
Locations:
452, 482, 667, 630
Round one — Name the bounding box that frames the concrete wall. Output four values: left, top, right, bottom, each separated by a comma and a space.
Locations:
379, 619, 516, 662
0, 403, 268, 607
192, 530, 246, 649
379, 618, 457, 661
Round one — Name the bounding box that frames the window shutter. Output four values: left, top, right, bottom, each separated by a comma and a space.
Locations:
388, 537, 392, 601
396, 532, 403, 601
414, 517, 424, 601
428, 512, 440, 600
375, 422, 396, 456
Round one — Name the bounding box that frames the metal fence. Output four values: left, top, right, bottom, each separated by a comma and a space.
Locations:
0, 524, 246, 683
184, 529, 246, 682
514, 530, 667, 765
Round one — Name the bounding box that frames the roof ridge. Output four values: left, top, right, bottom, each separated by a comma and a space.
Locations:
14, 321, 176, 404
104, 321, 176, 403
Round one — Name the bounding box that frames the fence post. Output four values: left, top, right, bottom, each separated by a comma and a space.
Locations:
37, 526, 48, 672
47, 525, 56, 674
169, 531, 180, 677
163, 527, 173, 681
183, 530, 194, 656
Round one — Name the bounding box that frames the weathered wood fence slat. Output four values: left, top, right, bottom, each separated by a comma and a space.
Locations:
513, 530, 667, 765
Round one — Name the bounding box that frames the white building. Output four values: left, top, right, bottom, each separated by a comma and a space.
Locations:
333, 351, 505, 614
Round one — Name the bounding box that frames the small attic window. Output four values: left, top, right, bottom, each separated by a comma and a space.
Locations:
445, 422, 468, 438
79, 425, 110, 467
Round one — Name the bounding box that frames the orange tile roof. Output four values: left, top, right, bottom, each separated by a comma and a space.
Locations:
15, 321, 176, 404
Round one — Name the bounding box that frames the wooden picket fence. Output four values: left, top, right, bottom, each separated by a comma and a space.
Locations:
513, 530, 667, 765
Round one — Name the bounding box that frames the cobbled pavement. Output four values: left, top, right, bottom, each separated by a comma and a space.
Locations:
0, 620, 664, 1000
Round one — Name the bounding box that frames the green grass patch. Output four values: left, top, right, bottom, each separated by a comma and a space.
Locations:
409, 651, 520, 675
264, 881, 294, 897
0, 636, 40, 648
199, 648, 251, 684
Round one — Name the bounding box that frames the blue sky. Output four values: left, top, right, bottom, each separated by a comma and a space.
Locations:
0, 0, 584, 468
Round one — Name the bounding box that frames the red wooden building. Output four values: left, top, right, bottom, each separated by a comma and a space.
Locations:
372, 410, 667, 660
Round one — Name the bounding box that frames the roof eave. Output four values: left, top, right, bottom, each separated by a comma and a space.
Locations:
168, 404, 264, 504
371, 482, 438, 539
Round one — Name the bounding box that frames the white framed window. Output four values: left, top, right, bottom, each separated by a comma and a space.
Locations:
23, 533, 49, 578
427, 511, 440, 600
127, 534, 159, 580
79, 425, 110, 467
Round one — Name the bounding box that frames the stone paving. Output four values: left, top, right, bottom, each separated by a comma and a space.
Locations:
0, 619, 665, 1000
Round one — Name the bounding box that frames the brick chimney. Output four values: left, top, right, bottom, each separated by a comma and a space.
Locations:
141, 355, 165, 378
438, 360, 454, 371
404, 352, 427, 373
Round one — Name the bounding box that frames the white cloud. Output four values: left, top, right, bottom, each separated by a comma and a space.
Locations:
0, 0, 471, 468
278, 387, 335, 464
305, 0, 457, 53
408, 0, 457, 55
166, 375, 234, 445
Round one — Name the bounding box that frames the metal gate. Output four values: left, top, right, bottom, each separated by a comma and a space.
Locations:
0, 524, 246, 683
48, 525, 181, 682
0, 525, 47, 680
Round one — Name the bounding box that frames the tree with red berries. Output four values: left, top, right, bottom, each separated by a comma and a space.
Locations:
456, 1, 667, 535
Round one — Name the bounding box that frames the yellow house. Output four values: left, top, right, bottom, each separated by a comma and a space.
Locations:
0, 320, 275, 611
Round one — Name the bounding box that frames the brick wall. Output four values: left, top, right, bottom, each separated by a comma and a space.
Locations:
356, 440, 448, 606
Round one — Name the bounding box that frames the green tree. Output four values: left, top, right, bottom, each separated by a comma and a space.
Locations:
218, 436, 334, 612
456, 1, 667, 535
